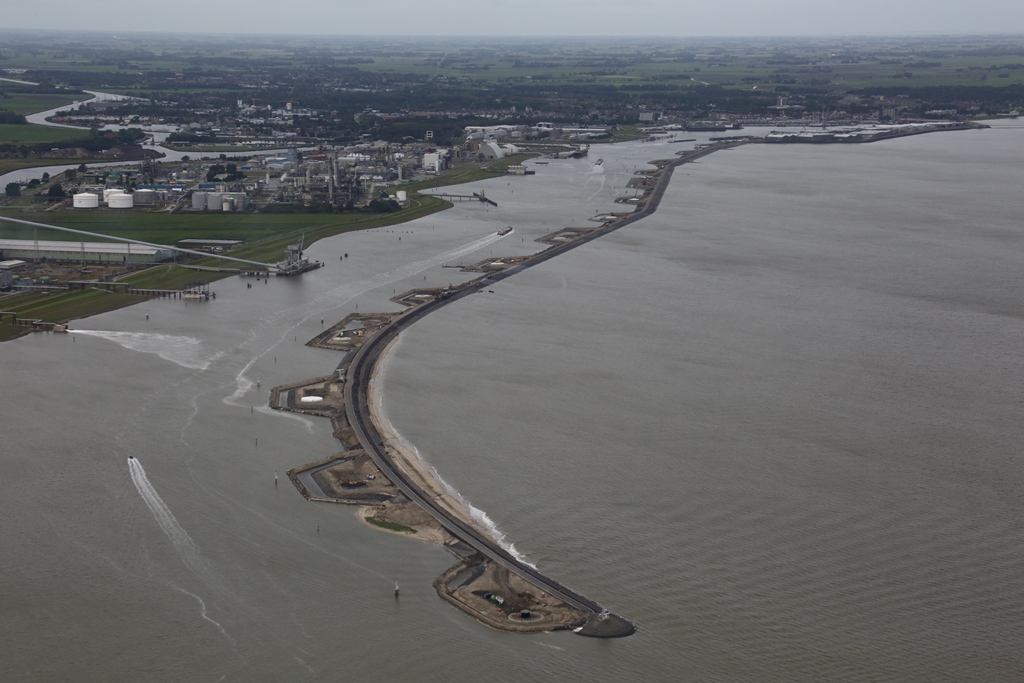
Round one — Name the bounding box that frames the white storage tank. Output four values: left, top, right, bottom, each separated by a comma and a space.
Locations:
107, 192, 134, 209
73, 193, 99, 209
206, 193, 223, 211
103, 188, 120, 203
222, 198, 234, 212
396, 190, 407, 203
192, 191, 208, 209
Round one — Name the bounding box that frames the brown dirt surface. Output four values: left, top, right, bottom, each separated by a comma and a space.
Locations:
291, 379, 344, 414
312, 451, 397, 499
307, 312, 397, 352
436, 556, 587, 633
358, 503, 450, 546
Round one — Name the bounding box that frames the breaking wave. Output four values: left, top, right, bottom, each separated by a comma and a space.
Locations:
372, 343, 537, 569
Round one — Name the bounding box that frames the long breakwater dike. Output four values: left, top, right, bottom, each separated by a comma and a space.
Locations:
280, 140, 750, 637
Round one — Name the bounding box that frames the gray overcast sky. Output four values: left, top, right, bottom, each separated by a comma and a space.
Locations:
4, 0, 1024, 37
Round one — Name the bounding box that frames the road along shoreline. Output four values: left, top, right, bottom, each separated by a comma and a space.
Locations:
285, 140, 751, 636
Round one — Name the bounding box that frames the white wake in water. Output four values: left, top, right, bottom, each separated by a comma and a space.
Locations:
73, 330, 221, 370
128, 458, 238, 649
224, 231, 509, 407
128, 457, 201, 566
586, 172, 607, 200
171, 584, 235, 647
372, 343, 537, 570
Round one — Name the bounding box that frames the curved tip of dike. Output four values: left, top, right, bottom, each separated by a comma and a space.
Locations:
573, 611, 637, 638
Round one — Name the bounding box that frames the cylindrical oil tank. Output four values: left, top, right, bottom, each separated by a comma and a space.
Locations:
133, 189, 156, 205
206, 193, 223, 211
396, 190, 407, 203
73, 193, 99, 208
222, 198, 234, 212
233, 195, 249, 211
192, 191, 208, 209
108, 193, 134, 209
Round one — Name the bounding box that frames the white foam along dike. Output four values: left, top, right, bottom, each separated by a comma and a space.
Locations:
372, 340, 537, 569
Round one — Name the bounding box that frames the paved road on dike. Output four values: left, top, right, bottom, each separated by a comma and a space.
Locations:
343, 141, 748, 623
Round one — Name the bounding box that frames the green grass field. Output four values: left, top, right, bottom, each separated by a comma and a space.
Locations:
350, 47, 1024, 93
0, 209, 334, 244
0, 123, 91, 145
365, 516, 417, 534
217, 194, 452, 264
0, 93, 87, 116
0, 154, 94, 176
121, 266, 225, 290
0, 289, 144, 340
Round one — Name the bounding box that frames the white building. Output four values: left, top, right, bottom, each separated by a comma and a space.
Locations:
422, 149, 451, 173
478, 141, 503, 161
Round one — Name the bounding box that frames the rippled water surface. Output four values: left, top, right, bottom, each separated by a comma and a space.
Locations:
3, 125, 1023, 681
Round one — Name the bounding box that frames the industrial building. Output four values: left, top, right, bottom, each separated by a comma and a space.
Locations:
476, 141, 504, 161
0, 239, 175, 264
422, 149, 453, 173
0, 259, 26, 290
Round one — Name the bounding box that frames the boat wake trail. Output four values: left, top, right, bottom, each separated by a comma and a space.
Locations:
128, 458, 239, 651
129, 457, 199, 560
171, 583, 237, 649
74, 330, 221, 370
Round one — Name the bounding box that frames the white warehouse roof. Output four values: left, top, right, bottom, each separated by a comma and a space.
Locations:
0, 239, 169, 256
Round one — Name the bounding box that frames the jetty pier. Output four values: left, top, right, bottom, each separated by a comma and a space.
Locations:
344, 310, 636, 637
337, 140, 752, 637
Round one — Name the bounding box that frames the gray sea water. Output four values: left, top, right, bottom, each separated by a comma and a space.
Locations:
2, 124, 1023, 681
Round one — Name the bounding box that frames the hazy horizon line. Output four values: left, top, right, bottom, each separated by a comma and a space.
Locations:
2, 27, 1024, 40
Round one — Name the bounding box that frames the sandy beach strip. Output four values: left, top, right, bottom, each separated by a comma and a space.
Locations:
365, 337, 492, 537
